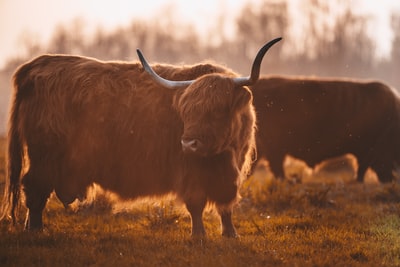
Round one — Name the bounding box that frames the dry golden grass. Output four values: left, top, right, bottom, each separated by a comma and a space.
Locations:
0, 136, 399, 266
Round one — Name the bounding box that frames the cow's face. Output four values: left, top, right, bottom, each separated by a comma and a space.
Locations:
175, 74, 252, 156
136, 38, 281, 157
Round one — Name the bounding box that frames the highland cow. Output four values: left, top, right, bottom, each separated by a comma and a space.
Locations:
252, 76, 400, 183
1, 38, 282, 237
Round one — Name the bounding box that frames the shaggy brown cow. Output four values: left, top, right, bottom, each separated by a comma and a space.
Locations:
252, 76, 400, 183
0, 38, 282, 237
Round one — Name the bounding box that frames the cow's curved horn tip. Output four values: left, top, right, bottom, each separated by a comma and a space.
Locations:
136, 49, 146, 67
272, 37, 283, 43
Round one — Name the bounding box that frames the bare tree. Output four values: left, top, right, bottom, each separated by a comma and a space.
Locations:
391, 14, 400, 69
293, 0, 375, 77
48, 19, 86, 55
234, 0, 288, 74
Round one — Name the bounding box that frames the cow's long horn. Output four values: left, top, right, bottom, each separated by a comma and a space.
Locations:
233, 37, 282, 87
137, 49, 194, 89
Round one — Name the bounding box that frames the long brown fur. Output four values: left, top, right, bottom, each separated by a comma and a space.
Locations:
1, 54, 256, 237
251, 75, 400, 183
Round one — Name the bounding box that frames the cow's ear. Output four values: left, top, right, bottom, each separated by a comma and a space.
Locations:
232, 87, 252, 110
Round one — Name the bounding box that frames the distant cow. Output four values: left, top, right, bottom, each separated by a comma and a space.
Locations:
252, 76, 400, 183
0, 38, 282, 237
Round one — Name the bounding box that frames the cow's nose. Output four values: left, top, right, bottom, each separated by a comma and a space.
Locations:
181, 139, 201, 154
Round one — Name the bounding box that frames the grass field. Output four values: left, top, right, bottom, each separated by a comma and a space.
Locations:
0, 137, 399, 266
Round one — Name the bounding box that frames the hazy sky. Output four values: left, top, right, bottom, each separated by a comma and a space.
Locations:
1, 0, 400, 69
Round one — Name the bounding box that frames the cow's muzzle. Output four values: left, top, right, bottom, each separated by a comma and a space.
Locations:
181, 138, 205, 155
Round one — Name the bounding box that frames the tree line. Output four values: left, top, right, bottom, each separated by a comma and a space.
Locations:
2, 0, 400, 89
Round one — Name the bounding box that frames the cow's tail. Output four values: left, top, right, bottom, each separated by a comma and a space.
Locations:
0, 74, 25, 226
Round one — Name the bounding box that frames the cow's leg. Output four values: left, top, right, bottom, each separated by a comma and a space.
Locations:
268, 155, 285, 179
217, 206, 237, 238
371, 162, 394, 183
356, 166, 367, 183
22, 169, 52, 231
356, 160, 368, 183
185, 198, 206, 237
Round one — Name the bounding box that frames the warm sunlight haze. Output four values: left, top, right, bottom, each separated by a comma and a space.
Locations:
0, 0, 399, 68
1, 1, 400, 266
